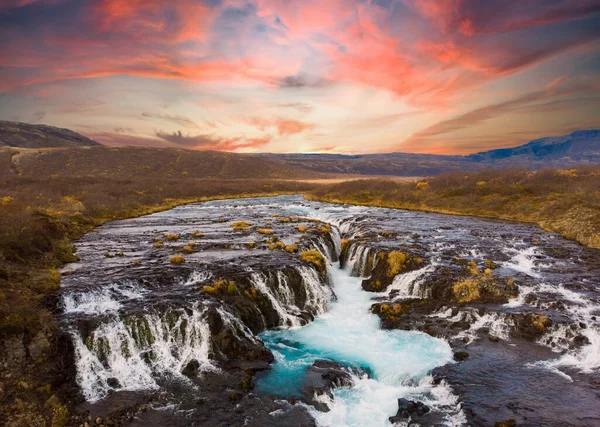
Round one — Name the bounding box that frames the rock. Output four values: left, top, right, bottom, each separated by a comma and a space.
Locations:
389, 398, 430, 424
302, 360, 368, 412
453, 351, 469, 361
27, 331, 50, 361
95, 417, 103, 425
489, 335, 499, 342
106, 377, 121, 388
182, 360, 200, 377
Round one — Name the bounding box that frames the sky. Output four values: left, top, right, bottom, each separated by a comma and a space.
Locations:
0, 0, 599, 155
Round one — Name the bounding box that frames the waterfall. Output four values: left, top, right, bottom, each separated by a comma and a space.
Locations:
297, 266, 333, 316
383, 261, 438, 300
250, 273, 303, 328
345, 243, 374, 277
250, 268, 333, 327
72, 304, 216, 402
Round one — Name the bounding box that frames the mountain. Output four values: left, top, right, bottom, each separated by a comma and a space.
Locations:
257, 130, 600, 176
468, 130, 600, 164
0, 121, 100, 148
0, 146, 332, 181
1, 121, 597, 178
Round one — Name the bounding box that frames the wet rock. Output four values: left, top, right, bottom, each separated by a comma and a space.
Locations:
362, 250, 424, 292
453, 351, 469, 361
389, 398, 430, 424
182, 360, 200, 378
106, 378, 120, 389
302, 360, 367, 412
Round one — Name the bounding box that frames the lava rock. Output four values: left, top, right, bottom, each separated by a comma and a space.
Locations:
453, 351, 469, 361
389, 398, 430, 424
302, 360, 369, 412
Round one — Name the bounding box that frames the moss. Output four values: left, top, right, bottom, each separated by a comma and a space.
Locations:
244, 288, 258, 299
257, 228, 274, 235
247, 241, 256, 249
485, 260, 498, 269
296, 225, 307, 233
285, 245, 298, 253
268, 244, 277, 250
169, 255, 185, 264
340, 238, 350, 253
154, 240, 164, 248
300, 250, 326, 271
191, 231, 205, 238
231, 221, 252, 231
531, 314, 551, 330
275, 241, 286, 249
182, 245, 194, 254
453, 278, 481, 303
386, 252, 406, 277
164, 233, 180, 241
227, 282, 237, 294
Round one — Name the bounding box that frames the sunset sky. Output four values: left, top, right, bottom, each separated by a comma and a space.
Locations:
0, 0, 599, 154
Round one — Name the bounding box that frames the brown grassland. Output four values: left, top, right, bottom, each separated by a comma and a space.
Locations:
307, 165, 600, 249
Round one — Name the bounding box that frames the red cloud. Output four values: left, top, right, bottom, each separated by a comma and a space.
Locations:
249, 117, 315, 136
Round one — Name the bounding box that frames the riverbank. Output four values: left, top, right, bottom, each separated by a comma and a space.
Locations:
306, 166, 600, 249
0, 177, 318, 425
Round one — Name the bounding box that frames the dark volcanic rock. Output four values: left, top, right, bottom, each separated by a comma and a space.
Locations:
389, 398, 430, 424
302, 360, 369, 412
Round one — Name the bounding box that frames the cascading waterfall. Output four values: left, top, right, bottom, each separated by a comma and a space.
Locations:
345, 243, 374, 277
382, 260, 438, 300
72, 304, 216, 402
258, 222, 463, 426
250, 268, 332, 328
250, 272, 303, 328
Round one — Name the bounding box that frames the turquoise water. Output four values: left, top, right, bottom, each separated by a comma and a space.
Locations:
257, 263, 456, 426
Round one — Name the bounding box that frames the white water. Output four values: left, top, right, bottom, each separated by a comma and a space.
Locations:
259, 260, 461, 426
73, 305, 216, 402
382, 261, 438, 300
63, 281, 146, 314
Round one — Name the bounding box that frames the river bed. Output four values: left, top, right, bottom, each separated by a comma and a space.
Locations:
58, 195, 600, 426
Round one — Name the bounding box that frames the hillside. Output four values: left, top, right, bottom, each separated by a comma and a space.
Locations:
259, 129, 600, 176
0, 146, 331, 180
0, 121, 100, 148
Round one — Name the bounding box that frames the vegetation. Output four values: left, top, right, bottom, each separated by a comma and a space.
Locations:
169, 255, 186, 264
308, 166, 600, 248
231, 221, 252, 231
257, 228, 274, 235
300, 250, 326, 271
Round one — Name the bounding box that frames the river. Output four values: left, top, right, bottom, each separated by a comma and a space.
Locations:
58, 195, 600, 426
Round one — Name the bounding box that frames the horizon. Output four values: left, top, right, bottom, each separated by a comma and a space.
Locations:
1, 1, 599, 155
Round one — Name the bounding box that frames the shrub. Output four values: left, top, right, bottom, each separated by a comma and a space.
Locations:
231, 221, 252, 231
387, 252, 406, 277
300, 250, 326, 271
453, 279, 480, 303
170, 255, 185, 264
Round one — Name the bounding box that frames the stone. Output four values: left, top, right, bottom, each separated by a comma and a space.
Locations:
453, 351, 469, 361
27, 332, 50, 361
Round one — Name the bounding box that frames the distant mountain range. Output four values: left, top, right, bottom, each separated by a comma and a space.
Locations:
0, 120, 598, 177
257, 129, 600, 175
